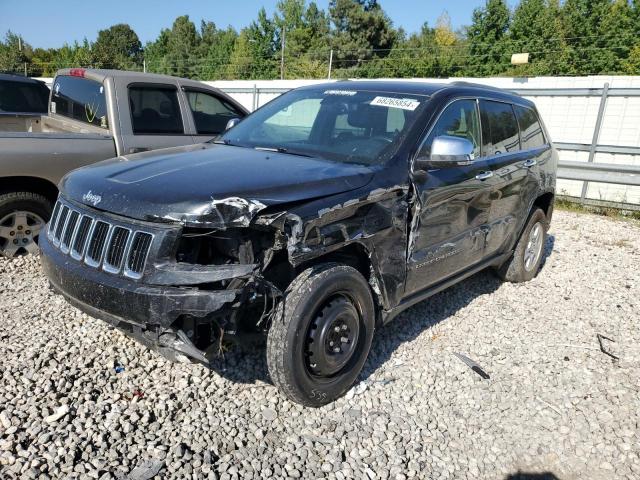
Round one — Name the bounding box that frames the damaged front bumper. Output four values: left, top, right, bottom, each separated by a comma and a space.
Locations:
40, 232, 254, 364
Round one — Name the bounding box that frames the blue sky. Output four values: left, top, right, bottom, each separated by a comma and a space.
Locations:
1, 0, 517, 49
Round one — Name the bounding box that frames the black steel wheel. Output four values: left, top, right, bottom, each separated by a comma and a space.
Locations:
267, 263, 375, 407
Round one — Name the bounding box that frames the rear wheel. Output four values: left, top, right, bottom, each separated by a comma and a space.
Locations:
495, 208, 547, 282
0, 192, 52, 258
266, 263, 375, 407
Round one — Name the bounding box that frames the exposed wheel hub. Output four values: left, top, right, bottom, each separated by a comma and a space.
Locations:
0, 211, 44, 258
306, 296, 360, 377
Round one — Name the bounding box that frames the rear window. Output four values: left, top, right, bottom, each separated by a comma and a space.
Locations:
514, 105, 546, 149
0, 80, 48, 113
51, 75, 108, 129
128, 85, 184, 135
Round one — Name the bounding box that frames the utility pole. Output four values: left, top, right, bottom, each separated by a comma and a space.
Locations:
143, 59, 146, 73
280, 27, 286, 80
328, 49, 333, 79
18, 36, 22, 51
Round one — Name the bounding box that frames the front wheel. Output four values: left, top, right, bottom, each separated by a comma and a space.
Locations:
494, 208, 548, 282
266, 263, 375, 407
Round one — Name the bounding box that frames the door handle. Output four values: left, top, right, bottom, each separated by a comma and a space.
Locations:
475, 171, 494, 180
523, 159, 537, 168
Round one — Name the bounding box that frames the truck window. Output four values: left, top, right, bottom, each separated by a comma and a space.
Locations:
128, 85, 184, 135
514, 105, 546, 149
479, 100, 520, 156
185, 90, 242, 135
418, 99, 481, 159
0, 80, 48, 113
51, 76, 108, 128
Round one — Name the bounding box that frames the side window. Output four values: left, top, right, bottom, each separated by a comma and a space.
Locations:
514, 105, 546, 149
128, 85, 184, 135
479, 100, 520, 156
185, 90, 243, 135
419, 99, 481, 158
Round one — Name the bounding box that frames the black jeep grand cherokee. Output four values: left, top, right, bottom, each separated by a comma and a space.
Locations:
41, 81, 557, 406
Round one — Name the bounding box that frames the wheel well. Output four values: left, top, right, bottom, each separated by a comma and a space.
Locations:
297, 243, 373, 282
533, 192, 554, 221
0, 176, 59, 204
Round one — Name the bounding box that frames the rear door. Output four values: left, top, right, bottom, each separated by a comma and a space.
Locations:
120, 83, 195, 155
405, 98, 492, 295
478, 100, 529, 256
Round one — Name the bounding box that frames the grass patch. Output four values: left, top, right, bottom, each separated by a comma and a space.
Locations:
555, 197, 640, 222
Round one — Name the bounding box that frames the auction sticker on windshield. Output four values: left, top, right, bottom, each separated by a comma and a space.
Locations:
370, 96, 420, 111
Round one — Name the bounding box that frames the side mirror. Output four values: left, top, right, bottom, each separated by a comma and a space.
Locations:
414, 135, 476, 171
225, 117, 241, 131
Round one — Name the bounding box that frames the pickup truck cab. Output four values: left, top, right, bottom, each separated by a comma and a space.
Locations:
41, 81, 557, 406
0, 69, 247, 257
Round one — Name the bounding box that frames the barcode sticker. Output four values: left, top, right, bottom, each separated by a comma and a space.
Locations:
370, 96, 420, 111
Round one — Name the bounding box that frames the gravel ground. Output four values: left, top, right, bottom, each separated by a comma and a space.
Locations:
0, 210, 639, 480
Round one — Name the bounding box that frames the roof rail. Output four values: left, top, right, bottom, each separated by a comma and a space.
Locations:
448, 81, 522, 96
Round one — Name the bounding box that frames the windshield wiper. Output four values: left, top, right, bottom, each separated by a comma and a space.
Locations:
254, 146, 313, 158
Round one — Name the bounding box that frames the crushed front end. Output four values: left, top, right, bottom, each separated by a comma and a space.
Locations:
40, 196, 282, 365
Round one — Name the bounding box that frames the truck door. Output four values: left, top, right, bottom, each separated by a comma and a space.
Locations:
405, 98, 492, 295
120, 84, 194, 155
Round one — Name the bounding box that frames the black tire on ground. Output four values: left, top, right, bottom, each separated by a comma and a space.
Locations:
494, 208, 548, 283
0, 191, 53, 257
266, 263, 376, 407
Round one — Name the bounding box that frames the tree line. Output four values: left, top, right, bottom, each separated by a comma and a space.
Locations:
1, 0, 639, 79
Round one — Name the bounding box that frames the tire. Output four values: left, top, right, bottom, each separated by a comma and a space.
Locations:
494, 208, 548, 283
0, 191, 52, 258
266, 263, 375, 407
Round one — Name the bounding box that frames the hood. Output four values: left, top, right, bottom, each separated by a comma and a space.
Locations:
61, 143, 375, 228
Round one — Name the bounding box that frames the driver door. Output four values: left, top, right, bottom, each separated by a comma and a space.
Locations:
405, 98, 493, 295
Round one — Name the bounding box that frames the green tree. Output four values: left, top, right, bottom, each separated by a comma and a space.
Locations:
92, 24, 142, 69
0, 31, 30, 74
143, 29, 171, 74
562, 0, 616, 75
198, 21, 237, 79
329, 0, 397, 76
623, 43, 640, 73
227, 8, 278, 79
465, 0, 511, 76
599, 0, 636, 73
508, 0, 568, 75
165, 16, 200, 78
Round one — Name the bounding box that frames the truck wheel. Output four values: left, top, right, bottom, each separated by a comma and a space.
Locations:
267, 263, 375, 407
495, 208, 547, 283
0, 192, 52, 258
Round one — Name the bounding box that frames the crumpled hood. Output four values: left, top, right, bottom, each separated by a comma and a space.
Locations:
61, 143, 375, 228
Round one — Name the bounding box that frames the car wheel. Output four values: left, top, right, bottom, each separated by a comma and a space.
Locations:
495, 208, 548, 283
0, 192, 52, 258
266, 263, 375, 407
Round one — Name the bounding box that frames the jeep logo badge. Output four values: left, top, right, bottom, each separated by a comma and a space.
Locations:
82, 191, 102, 207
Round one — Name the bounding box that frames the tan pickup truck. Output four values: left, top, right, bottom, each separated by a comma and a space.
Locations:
0, 68, 247, 257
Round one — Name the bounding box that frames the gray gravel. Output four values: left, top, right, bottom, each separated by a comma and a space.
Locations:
1, 210, 639, 480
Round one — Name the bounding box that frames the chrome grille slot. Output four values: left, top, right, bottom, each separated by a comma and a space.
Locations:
48, 198, 155, 279
61, 210, 80, 252
53, 206, 69, 243
71, 216, 93, 260
104, 227, 130, 272
125, 232, 153, 277
48, 201, 62, 236
85, 221, 110, 266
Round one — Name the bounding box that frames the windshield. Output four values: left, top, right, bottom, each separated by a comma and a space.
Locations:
220, 88, 427, 165
51, 75, 108, 129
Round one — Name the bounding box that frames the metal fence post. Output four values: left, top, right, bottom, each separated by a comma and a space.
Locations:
581, 82, 610, 203
252, 84, 258, 111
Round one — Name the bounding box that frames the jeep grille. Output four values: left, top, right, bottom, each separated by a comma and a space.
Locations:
47, 199, 154, 279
